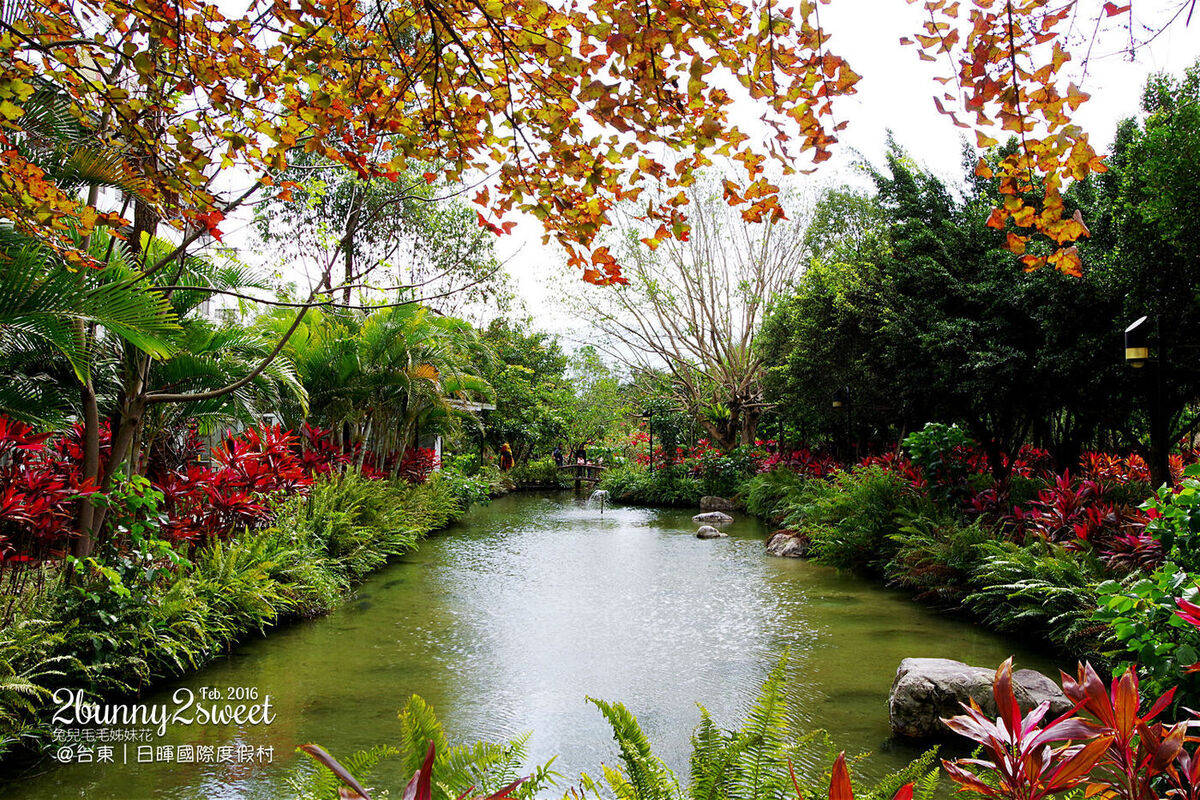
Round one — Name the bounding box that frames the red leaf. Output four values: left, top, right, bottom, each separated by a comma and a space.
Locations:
829, 752, 854, 800
1103, 2, 1131, 15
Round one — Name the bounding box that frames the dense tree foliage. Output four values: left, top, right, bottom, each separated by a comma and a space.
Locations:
760, 60, 1200, 483
474, 319, 571, 463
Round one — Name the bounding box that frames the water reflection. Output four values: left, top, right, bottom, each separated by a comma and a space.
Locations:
7, 492, 1062, 799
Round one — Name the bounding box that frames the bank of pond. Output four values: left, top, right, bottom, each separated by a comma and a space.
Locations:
5, 492, 1063, 799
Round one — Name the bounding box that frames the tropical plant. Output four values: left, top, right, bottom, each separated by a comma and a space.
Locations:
579, 654, 940, 800
940, 658, 1113, 800
1094, 563, 1200, 704
969, 540, 1106, 654
291, 695, 556, 800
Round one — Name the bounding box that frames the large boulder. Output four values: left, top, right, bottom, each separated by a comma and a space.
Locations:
766, 530, 808, 558
693, 511, 734, 524
888, 658, 1072, 739
696, 525, 727, 539
700, 496, 737, 512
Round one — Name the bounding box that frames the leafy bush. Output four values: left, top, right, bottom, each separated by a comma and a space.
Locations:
902, 422, 974, 495
967, 540, 1106, 655
742, 468, 809, 520
278, 472, 428, 582
508, 456, 568, 488
689, 445, 761, 498
602, 464, 704, 507
787, 466, 914, 573
887, 506, 996, 606
1141, 465, 1200, 572
1093, 563, 1200, 704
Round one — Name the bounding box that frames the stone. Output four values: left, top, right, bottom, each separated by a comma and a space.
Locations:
693, 511, 734, 524
765, 531, 808, 558
888, 657, 1073, 739
700, 495, 736, 512
695, 525, 727, 539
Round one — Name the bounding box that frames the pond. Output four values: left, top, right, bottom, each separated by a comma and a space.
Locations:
8, 492, 1062, 799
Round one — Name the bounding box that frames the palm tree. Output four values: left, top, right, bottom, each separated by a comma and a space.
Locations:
278, 305, 492, 473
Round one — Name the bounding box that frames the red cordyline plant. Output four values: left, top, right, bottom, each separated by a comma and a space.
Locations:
822, 751, 912, 800
1058, 662, 1185, 800
940, 658, 1113, 800
942, 659, 1200, 800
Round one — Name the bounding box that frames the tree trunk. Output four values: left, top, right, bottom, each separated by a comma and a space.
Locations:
72, 378, 101, 558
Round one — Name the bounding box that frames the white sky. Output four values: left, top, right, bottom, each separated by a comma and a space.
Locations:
210, 4, 1200, 335
497, 3, 1200, 335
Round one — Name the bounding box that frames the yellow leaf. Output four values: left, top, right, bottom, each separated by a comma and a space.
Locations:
0, 100, 24, 120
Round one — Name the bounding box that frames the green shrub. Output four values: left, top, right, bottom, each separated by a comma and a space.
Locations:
1141, 466, 1200, 571
691, 445, 761, 498
742, 468, 808, 520
508, 456, 568, 488
967, 540, 1106, 656
903, 423, 971, 477
601, 464, 704, 507
886, 506, 996, 606
1006, 475, 1046, 508
788, 466, 914, 573
1093, 563, 1200, 704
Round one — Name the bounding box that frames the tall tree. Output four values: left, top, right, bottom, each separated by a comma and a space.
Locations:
574, 180, 812, 448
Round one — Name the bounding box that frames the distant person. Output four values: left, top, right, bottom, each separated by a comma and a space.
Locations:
499, 443, 514, 471
552, 444, 564, 467
574, 444, 587, 464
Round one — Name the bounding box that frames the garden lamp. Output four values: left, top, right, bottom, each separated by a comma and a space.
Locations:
1125, 316, 1150, 368
831, 386, 850, 409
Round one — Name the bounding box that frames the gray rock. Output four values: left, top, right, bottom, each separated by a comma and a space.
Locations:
695, 525, 727, 539
888, 657, 1073, 739
766, 531, 808, 558
693, 511, 734, 524
700, 496, 737, 512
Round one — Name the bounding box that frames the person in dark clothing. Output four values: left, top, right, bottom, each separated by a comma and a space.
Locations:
552, 445, 564, 467
574, 443, 587, 464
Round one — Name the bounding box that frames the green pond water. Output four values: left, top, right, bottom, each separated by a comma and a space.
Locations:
7, 492, 1063, 799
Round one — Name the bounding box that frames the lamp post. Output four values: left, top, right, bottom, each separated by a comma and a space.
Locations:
1125, 315, 1168, 487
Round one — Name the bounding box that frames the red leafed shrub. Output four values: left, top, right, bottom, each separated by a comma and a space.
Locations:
299, 422, 349, 476
159, 425, 313, 542
0, 418, 99, 568
1080, 451, 1151, 484
942, 659, 1200, 800
1010, 444, 1055, 478
857, 451, 926, 488
760, 446, 839, 479
396, 447, 439, 483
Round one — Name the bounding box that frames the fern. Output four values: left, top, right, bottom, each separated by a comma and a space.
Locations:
855, 748, 939, 800
724, 655, 795, 800
287, 744, 400, 800
586, 697, 683, 800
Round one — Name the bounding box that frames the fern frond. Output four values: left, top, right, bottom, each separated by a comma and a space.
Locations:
588, 697, 682, 800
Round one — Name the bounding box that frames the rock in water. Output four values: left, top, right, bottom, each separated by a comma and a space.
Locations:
695, 525, 727, 539
888, 657, 1073, 739
693, 511, 734, 524
700, 496, 736, 512
765, 531, 808, 558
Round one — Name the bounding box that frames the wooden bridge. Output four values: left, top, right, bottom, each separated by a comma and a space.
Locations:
557, 462, 606, 492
